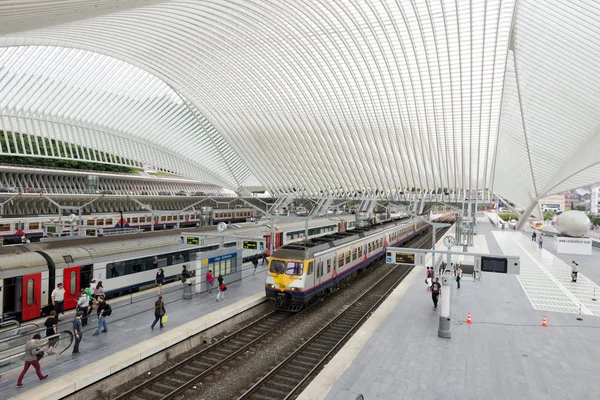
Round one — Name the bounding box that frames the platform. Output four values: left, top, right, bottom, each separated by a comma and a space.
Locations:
300, 215, 600, 400
5, 262, 268, 400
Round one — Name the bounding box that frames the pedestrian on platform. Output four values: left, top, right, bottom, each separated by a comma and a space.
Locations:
151, 296, 166, 330
94, 281, 104, 300
217, 278, 227, 302
89, 278, 97, 294
425, 267, 433, 291
531, 231, 537, 242
431, 278, 441, 309
456, 266, 462, 289
252, 258, 259, 275
72, 311, 83, 354
180, 265, 190, 287
43, 311, 58, 355
262, 254, 268, 265
51, 282, 65, 318
155, 268, 165, 295
93, 296, 109, 336
217, 274, 224, 287
206, 270, 215, 293
16, 334, 48, 387
76, 289, 89, 326
571, 261, 579, 282
538, 235, 543, 249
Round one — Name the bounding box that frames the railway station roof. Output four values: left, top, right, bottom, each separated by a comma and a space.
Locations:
0, 0, 599, 212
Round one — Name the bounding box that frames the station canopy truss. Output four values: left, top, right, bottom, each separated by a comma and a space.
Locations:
0, 0, 599, 215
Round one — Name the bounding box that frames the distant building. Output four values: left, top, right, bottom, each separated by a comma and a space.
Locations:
539, 194, 565, 214
591, 185, 599, 214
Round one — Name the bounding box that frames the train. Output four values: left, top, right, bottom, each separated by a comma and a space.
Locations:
0, 207, 258, 243
265, 218, 428, 310
0, 215, 362, 322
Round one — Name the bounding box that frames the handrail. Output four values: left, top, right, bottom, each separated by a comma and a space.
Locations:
0, 322, 41, 347
0, 331, 73, 371
0, 320, 20, 339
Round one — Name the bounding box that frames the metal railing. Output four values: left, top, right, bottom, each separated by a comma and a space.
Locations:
0, 331, 73, 373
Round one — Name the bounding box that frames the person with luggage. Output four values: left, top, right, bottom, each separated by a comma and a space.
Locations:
93, 296, 111, 336
431, 278, 442, 309
76, 289, 90, 326
151, 296, 166, 330
43, 311, 58, 355
206, 270, 215, 293
72, 311, 83, 354
155, 268, 165, 295
571, 261, 579, 282
16, 334, 48, 387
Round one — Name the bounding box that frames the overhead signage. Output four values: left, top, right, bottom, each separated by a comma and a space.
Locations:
186, 236, 200, 245
243, 241, 257, 249
208, 253, 237, 263
395, 252, 415, 265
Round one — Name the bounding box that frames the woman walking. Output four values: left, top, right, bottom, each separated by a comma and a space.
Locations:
456, 265, 463, 289
151, 296, 166, 330
216, 276, 227, 302
206, 270, 215, 293
94, 281, 105, 300
155, 268, 165, 295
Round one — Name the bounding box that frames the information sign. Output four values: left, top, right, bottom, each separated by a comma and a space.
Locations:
395, 252, 415, 264
243, 241, 257, 249
186, 236, 200, 245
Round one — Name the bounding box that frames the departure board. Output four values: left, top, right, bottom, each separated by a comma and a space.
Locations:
243, 241, 257, 249
395, 252, 415, 264
186, 236, 200, 245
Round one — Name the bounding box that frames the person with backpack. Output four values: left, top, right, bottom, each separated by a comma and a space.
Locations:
93, 296, 111, 336
181, 265, 190, 286
217, 277, 227, 302
206, 270, 215, 293
151, 296, 166, 330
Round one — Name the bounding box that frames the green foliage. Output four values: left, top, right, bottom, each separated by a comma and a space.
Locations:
0, 131, 136, 173
497, 212, 518, 221
587, 214, 600, 227
543, 211, 554, 221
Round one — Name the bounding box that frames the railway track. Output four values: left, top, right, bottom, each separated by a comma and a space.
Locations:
114, 310, 295, 400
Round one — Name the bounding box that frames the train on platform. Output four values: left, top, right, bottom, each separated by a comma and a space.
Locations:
0, 215, 364, 322
265, 217, 429, 311
0, 207, 258, 243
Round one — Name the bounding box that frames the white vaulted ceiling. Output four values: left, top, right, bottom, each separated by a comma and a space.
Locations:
0, 0, 598, 209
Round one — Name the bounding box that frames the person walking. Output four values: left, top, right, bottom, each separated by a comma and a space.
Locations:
89, 279, 97, 293
155, 268, 165, 295
76, 289, 90, 327
571, 261, 579, 282
180, 265, 190, 287
206, 270, 215, 293
538, 235, 543, 249
431, 278, 442, 309
262, 254, 268, 265
217, 278, 227, 302
16, 334, 48, 387
425, 267, 433, 291
51, 282, 65, 318
72, 311, 83, 354
456, 266, 463, 289
151, 296, 166, 330
531, 231, 537, 242
252, 258, 259, 275
43, 311, 58, 355
93, 296, 109, 336
94, 281, 105, 300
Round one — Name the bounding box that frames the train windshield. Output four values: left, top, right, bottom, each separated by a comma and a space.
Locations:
269, 260, 303, 275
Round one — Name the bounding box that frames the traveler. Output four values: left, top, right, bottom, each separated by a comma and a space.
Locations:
181, 265, 190, 286
151, 296, 166, 330
262, 254, 268, 265
431, 278, 441, 309
425, 267, 433, 291
89, 279, 97, 293
531, 231, 536, 242
252, 258, 259, 275
538, 235, 543, 249
73, 311, 83, 354
206, 270, 215, 293
51, 282, 65, 318
76, 289, 90, 326
571, 261, 579, 282
94, 281, 105, 300
16, 334, 48, 387
155, 268, 165, 295
43, 311, 58, 355
217, 279, 227, 302
93, 297, 109, 336
217, 274, 224, 287
456, 266, 462, 289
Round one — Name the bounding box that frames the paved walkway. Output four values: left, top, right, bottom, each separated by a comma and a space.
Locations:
2, 263, 267, 397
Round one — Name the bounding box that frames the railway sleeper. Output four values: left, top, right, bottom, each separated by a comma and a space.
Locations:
174, 369, 197, 379
264, 380, 295, 392
256, 385, 288, 398
136, 390, 161, 400
273, 375, 303, 386
290, 358, 317, 369
191, 360, 213, 369
248, 393, 277, 400
153, 382, 179, 392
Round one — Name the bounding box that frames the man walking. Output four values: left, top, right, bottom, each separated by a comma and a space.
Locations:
93, 296, 109, 336
531, 231, 537, 242
73, 311, 83, 354
51, 282, 65, 318
16, 334, 48, 387
571, 261, 579, 282
456, 266, 462, 289
252, 258, 259, 275
76, 289, 89, 326
431, 278, 441, 309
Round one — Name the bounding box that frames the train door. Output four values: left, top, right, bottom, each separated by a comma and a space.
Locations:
265, 234, 271, 256
275, 232, 283, 249
316, 259, 324, 287
63, 266, 80, 310
80, 264, 93, 291
339, 221, 347, 233
22, 273, 41, 321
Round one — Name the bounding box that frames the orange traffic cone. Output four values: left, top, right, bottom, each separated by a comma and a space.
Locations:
466, 313, 472, 324
541, 316, 548, 327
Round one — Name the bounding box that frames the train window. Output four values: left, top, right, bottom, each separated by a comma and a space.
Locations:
358, 246, 363, 258
70, 270, 77, 295
105, 219, 113, 225
352, 248, 357, 261
285, 262, 303, 275
96, 219, 104, 226
160, 216, 166, 222
0, 224, 10, 232
338, 253, 344, 267
269, 260, 285, 274
327, 259, 331, 273
345, 251, 350, 264
167, 216, 173, 221
368, 243, 372, 253
26, 278, 34, 305
308, 262, 314, 275
29, 222, 40, 230
146, 217, 152, 222
87, 219, 95, 226
132, 217, 138, 223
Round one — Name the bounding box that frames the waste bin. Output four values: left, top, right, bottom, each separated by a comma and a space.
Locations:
183, 279, 194, 299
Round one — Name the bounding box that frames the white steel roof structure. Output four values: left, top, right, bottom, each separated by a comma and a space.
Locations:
0, 0, 599, 214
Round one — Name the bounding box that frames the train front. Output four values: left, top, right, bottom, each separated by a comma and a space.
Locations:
265, 251, 310, 311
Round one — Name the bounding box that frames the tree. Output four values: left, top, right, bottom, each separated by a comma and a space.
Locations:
543, 211, 554, 221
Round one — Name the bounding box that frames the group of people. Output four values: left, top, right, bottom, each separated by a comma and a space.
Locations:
531, 231, 544, 249
425, 264, 462, 309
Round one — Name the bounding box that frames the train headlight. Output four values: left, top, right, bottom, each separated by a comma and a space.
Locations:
289, 287, 300, 292
265, 284, 275, 289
